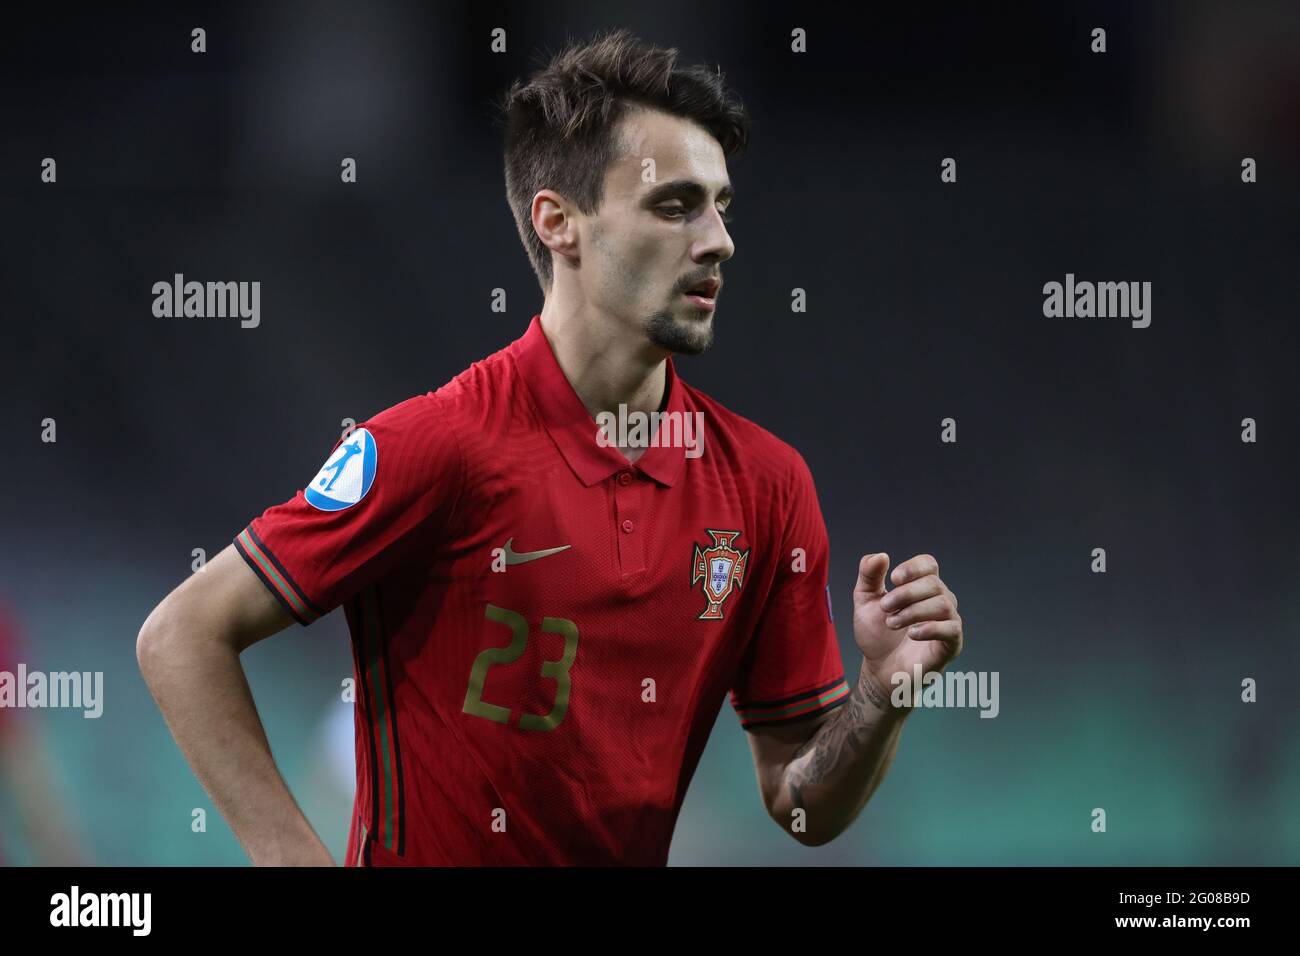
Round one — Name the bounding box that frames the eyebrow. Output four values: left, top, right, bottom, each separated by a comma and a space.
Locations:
642, 179, 734, 206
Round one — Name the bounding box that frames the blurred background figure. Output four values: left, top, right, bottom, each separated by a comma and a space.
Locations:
0, 598, 92, 866
298, 693, 360, 865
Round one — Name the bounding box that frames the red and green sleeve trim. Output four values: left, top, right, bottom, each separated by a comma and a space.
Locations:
234, 526, 325, 626
734, 676, 851, 729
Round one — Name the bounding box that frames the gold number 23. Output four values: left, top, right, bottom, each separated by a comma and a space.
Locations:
462, 604, 579, 732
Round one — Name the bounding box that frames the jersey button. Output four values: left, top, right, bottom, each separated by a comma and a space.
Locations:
621, 519, 634, 533
617, 471, 632, 486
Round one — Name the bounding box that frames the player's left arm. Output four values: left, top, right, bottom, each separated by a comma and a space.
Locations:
747, 553, 963, 847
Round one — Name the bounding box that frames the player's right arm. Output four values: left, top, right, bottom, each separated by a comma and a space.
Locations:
138, 394, 466, 866
136, 542, 335, 865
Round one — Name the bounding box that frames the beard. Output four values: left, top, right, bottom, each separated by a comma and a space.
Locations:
645, 307, 714, 356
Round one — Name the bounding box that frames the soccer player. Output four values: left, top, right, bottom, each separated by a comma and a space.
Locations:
138, 29, 964, 866
0, 600, 88, 865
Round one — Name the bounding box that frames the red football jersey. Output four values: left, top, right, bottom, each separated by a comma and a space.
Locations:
235, 315, 848, 865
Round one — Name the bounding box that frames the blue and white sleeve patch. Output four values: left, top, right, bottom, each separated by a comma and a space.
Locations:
305, 427, 377, 512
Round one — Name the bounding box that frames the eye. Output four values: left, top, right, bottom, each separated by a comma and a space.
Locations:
657, 204, 734, 223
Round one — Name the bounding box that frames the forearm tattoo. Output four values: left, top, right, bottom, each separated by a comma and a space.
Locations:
786, 668, 896, 812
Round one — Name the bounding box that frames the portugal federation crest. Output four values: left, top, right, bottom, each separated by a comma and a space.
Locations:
691, 529, 749, 621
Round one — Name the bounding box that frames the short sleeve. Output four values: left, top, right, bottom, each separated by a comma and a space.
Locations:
730, 453, 848, 729
233, 394, 464, 625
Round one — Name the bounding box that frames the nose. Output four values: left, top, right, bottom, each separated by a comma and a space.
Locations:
693, 205, 735, 265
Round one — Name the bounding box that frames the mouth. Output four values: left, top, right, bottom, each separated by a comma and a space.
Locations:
682, 277, 720, 311
683, 292, 716, 311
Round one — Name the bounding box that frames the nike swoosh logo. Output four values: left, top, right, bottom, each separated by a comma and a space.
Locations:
501, 537, 572, 566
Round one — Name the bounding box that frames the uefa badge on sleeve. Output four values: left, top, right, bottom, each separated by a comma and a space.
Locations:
305, 427, 377, 511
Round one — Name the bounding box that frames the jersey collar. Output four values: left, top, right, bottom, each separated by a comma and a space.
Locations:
510, 314, 688, 488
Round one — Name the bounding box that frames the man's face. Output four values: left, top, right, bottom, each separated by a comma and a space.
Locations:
579, 107, 735, 356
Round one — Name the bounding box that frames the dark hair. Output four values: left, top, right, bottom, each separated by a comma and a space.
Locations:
498, 28, 751, 295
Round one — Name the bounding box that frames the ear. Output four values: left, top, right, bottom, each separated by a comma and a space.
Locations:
532, 189, 579, 264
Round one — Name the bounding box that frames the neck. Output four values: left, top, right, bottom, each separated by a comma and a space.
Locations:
538, 300, 669, 422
